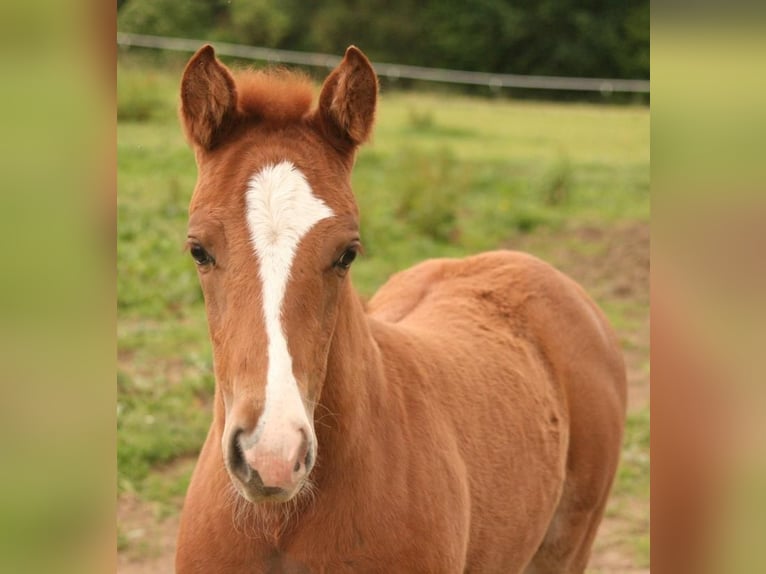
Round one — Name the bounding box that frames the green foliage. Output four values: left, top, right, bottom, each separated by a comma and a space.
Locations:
407, 107, 436, 131
225, 0, 293, 46
117, 62, 177, 122
392, 147, 464, 243
117, 119, 198, 317
117, 1, 649, 88
118, 0, 225, 39
117, 363, 214, 491
612, 406, 651, 566
615, 407, 650, 498
537, 154, 573, 207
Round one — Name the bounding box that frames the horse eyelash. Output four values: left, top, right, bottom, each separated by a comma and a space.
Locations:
182, 237, 200, 253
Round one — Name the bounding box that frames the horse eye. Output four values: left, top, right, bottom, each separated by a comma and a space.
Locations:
190, 243, 214, 266
335, 247, 357, 270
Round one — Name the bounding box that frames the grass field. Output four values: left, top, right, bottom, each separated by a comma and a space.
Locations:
117, 55, 649, 572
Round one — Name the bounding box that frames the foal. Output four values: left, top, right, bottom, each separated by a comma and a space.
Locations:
175, 45, 627, 573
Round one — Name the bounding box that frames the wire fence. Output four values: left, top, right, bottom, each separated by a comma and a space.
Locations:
117, 32, 650, 95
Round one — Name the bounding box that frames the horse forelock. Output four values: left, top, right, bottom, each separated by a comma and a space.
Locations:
234, 69, 315, 124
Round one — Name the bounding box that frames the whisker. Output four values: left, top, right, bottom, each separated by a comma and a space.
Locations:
309, 400, 340, 430
221, 474, 320, 544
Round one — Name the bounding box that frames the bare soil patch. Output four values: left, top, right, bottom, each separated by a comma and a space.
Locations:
118, 493, 179, 574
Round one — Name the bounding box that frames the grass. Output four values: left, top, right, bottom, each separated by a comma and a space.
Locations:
617, 408, 651, 565
117, 54, 649, 565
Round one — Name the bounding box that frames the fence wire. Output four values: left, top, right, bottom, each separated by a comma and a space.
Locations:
117, 32, 650, 94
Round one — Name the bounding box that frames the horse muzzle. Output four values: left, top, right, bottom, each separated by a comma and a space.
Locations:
224, 421, 315, 502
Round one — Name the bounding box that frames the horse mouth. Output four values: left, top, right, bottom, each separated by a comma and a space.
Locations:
231, 473, 308, 504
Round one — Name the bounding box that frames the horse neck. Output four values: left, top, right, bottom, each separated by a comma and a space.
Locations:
314, 280, 384, 465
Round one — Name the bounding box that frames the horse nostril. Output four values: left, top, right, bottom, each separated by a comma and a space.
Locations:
295, 426, 314, 474
305, 449, 313, 470
228, 428, 249, 480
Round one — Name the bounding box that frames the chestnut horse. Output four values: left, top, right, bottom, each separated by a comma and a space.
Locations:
176, 45, 627, 573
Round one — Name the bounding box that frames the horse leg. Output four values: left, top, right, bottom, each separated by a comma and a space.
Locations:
523, 471, 614, 574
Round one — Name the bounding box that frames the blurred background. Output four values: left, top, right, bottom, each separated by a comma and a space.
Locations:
116, 0, 649, 94
116, 2, 649, 572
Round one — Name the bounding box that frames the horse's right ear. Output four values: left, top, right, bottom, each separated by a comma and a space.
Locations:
315, 46, 378, 150
180, 45, 238, 150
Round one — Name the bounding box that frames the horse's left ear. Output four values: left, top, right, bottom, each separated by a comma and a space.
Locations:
315, 46, 378, 149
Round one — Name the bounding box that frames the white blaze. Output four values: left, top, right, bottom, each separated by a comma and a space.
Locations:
245, 161, 333, 444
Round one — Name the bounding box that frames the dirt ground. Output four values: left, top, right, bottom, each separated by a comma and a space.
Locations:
117, 222, 649, 573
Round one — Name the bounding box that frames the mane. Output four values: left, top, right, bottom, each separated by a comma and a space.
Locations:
233, 68, 315, 123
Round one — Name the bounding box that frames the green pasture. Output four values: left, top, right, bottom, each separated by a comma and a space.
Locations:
117, 56, 649, 567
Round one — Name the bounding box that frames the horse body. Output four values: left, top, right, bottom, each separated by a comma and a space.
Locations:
175, 45, 626, 573
367, 251, 627, 572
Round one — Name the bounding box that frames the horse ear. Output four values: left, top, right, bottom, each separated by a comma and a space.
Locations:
316, 46, 378, 149
180, 45, 238, 150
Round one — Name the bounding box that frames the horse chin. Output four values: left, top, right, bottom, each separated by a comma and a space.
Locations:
233, 479, 305, 505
